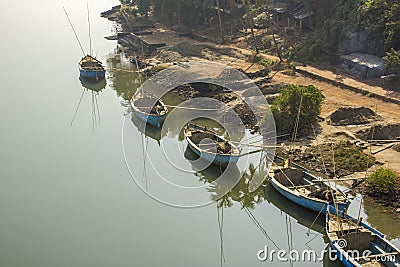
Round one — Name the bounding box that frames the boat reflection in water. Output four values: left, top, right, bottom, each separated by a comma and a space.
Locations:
70, 77, 107, 128
130, 113, 165, 144
265, 182, 326, 235
184, 146, 267, 208
184, 146, 240, 181
79, 76, 106, 92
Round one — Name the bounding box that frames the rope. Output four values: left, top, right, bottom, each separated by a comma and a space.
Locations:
63, 6, 86, 56
105, 66, 139, 73
164, 104, 221, 111
306, 202, 325, 236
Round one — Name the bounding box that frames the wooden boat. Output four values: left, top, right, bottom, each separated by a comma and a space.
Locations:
326, 209, 400, 267
79, 55, 106, 80
184, 123, 240, 166
63, 5, 105, 81
131, 96, 168, 128
269, 165, 349, 214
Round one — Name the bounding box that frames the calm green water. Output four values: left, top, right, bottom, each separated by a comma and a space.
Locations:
0, 1, 398, 266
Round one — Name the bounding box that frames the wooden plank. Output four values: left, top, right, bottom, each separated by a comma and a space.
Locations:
367, 139, 400, 143
371, 143, 396, 154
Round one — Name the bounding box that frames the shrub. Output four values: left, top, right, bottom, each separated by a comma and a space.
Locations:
271, 84, 323, 134
368, 168, 399, 193
383, 49, 400, 74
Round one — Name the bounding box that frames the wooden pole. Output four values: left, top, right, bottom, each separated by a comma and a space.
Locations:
216, 0, 225, 44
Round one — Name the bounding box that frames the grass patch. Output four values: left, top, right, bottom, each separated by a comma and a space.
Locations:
368, 168, 399, 193
309, 141, 375, 173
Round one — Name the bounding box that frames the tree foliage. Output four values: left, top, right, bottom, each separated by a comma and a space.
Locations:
383, 48, 400, 74
136, 0, 150, 16
358, 0, 400, 51
271, 85, 323, 134
294, 0, 361, 63
368, 168, 399, 193
293, 0, 400, 64
152, 0, 215, 27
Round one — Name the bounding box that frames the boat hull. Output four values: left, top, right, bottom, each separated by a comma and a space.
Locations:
133, 109, 166, 128
329, 241, 359, 267
325, 210, 397, 267
187, 141, 239, 166
270, 177, 347, 214
80, 69, 106, 80
131, 97, 168, 128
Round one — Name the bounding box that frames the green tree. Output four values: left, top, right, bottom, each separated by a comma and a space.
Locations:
271, 85, 323, 134
136, 0, 150, 16
358, 0, 400, 51
368, 168, 399, 193
383, 48, 400, 74
151, 0, 216, 27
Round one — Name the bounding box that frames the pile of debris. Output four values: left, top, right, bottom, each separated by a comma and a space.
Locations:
233, 102, 258, 129
357, 123, 400, 140
171, 41, 204, 57
328, 107, 381, 126
155, 50, 185, 63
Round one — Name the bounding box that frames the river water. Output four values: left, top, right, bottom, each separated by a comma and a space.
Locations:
0, 0, 399, 266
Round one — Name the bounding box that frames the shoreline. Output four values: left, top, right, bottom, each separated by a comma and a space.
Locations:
101, 5, 400, 213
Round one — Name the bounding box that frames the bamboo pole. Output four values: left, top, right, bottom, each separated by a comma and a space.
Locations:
312, 177, 367, 183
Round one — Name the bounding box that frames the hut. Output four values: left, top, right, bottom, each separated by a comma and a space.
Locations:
340, 53, 385, 78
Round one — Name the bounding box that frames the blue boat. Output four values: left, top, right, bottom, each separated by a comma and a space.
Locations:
184, 124, 240, 166
131, 96, 168, 128
79, 55, 106, 80
326, 209, 400, 267
269, 166, 349, 214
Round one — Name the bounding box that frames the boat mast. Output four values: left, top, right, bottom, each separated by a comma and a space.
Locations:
63, 6, 86, 56
87, 2, 92, 56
